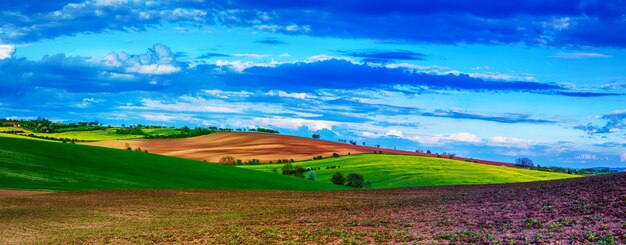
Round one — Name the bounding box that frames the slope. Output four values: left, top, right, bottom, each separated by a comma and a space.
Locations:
240, 154, 578, 189
82, 132, 514, 167
0, 137, 343, 191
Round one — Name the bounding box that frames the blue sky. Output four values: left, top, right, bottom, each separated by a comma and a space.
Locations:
1, 0, 625, 168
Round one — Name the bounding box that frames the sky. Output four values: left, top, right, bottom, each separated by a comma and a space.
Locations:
0, 0, 625, 168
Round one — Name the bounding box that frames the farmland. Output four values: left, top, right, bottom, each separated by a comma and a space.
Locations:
83, 132, 515, 167
241, 154, 578, 188
1, 173, 624, 244
0, 137, 343, 191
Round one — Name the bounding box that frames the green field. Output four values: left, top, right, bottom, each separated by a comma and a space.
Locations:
240, 154, 578, 188
0, 137, 344, 191
0, 127, 145, 141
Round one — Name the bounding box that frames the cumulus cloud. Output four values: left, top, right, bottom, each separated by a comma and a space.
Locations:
103, 43, 182, 75
0, 44, 15, 59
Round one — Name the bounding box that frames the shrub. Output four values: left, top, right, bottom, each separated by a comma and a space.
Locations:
330, 172, 345, 185
282, 163, 294, 175
346, 173, 365, 188
293, 167, 306, 178
332, 152, 340, 157
218, 156, 237, 165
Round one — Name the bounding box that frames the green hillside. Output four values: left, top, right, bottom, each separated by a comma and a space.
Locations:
240, 154, 579, 189
0, 137, 344, 191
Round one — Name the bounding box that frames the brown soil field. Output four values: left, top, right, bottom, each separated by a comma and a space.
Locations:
82, 132, 514, 167
0, 189, 49, 198
1, 173, 624, 244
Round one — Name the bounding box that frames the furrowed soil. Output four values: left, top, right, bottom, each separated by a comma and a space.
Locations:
82, 132, 514, 167
0, 189, 49, 198
1, 173, 624, 244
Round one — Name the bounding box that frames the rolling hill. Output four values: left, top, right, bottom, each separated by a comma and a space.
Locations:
82, 132, 515, 167
0, 137, 343, 191
240, 154, 578, 188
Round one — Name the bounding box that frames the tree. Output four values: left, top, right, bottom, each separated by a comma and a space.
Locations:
330, 172, 345, 185
516, 158, 534, 167
332, 152, 340, 157
307, 171, 317, 181
312, 134, 320, 139
219, 156, 237, 165
346, 173, 365, 188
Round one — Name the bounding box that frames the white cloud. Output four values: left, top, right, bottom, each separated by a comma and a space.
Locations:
266, 90, 310, 99
386, 62, 536, 82
549, 52, 612, 59
252, 117, 337, 131
488, 136, 536, 149
385, 129, 404, 137
448, 132, 482, 143
140, 113, 179, 122
126, 64, 180, 74
102, 44, 181, 74
203, 89, 253, 99
215, 59, 282, 72
621, 153, 626, 162
575, 154, 598, 160
231, 53, 272, 58
0, 44, 15, 59
120, 97, 240, 113
94, 0, 128, 6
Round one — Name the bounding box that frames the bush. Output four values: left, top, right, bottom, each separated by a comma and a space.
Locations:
293, 167, 306, 178
346, 173, 365, 188
330, 172, 345, 185
282, 163, 306, 178
332, 152, 340, 157
219, 156, 237, 165
282, 163, 295, 175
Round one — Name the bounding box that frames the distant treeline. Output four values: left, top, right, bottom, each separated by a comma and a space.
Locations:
2, 118, 107, 133
2, 118, 279, 139
516, 164, 619, 176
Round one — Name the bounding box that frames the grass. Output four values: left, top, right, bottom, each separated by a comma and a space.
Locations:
240, 154, 578, 188
0, 127, 145, 141
0, 137, 344, 191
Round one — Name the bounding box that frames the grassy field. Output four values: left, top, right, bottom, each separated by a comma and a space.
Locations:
240, 154, 578, 188
1, 174, 623, 244
0, 126, 145, 141
0, 137, 344, 191
0, 126, 186, 141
